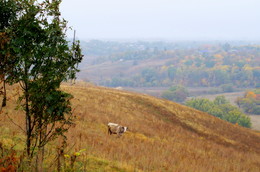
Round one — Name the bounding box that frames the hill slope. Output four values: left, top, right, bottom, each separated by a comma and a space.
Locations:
1, 84, 260, 171
63, 84, 260, 171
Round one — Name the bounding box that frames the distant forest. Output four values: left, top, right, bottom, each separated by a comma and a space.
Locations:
80, 40, 260, 88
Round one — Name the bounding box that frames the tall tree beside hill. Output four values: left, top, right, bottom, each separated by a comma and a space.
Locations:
2, 0, 83, 169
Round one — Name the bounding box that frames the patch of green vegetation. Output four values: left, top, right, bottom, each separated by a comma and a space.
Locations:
0, 127, 25, 151
236, 89, 260, 115
162, 85, 189, 103
186, 96, 252, 128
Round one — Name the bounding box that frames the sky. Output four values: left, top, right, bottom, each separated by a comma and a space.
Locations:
60, 0, 260, 41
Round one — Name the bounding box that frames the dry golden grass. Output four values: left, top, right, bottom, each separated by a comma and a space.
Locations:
1, 83, 260, 171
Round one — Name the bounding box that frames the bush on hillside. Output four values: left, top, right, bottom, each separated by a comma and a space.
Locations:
186, 96, 252, 128
162, 85, 189, 103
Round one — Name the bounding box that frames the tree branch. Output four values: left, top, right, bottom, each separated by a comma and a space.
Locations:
5, 113, 26, 134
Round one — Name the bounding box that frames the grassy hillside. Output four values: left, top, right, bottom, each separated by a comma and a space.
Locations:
1, 83, 260, 171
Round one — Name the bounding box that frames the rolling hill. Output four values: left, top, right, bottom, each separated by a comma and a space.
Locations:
1, 83, 260, 171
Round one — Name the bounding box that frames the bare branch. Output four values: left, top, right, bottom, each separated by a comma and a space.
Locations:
18, 81, 26, 90
5, 113, 26, 134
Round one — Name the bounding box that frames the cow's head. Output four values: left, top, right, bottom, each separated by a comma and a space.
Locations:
123, 126, 128, 132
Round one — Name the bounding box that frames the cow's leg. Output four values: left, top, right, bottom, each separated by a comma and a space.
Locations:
117, 133, 122, 138
108, 128, 111, 135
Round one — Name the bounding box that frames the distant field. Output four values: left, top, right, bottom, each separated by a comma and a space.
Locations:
249, 115, 260, 131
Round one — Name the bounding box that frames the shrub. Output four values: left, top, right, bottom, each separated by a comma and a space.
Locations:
186, 96, 252, 128
214, 95, 229, 105
236, 89, 260, 115
162, 85, 189, 103
223, 110, 251, 128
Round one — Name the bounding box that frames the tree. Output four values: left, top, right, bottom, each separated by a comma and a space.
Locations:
185, 98, 214, 112
0, 0, 19, 110
167, 66, 176, 80
236, 89, 260, 115
3, 0, 83, 169
205, 58, 216, 68
222, 43, 231, 52
223, 110, 251, 128
161, 90, 175, 101
162, 85, 189, 103
214, 95, 229, 105
141, 68, 157, 83
245, 91, 256, 99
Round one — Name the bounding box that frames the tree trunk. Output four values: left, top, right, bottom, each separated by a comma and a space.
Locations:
0, 75, 6, 112
1, 79, 6, 108
36, 120, 45, 172
36, 146, 44, 172
57, 137, 65, 172
24, 80, 32, 157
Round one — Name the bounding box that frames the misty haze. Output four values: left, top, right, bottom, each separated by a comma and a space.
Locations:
60, 0, 260, 40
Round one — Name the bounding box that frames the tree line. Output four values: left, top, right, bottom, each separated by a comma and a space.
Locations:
86, 41, 260, 88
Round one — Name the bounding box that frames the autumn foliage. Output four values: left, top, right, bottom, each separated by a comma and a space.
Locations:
236, 90, 260, 115
0, 143, 17, 172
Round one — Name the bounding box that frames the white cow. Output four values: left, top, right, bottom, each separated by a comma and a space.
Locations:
107, 122, 128, 137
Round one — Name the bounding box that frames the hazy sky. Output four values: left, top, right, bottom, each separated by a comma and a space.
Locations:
60, 0, 260, 40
